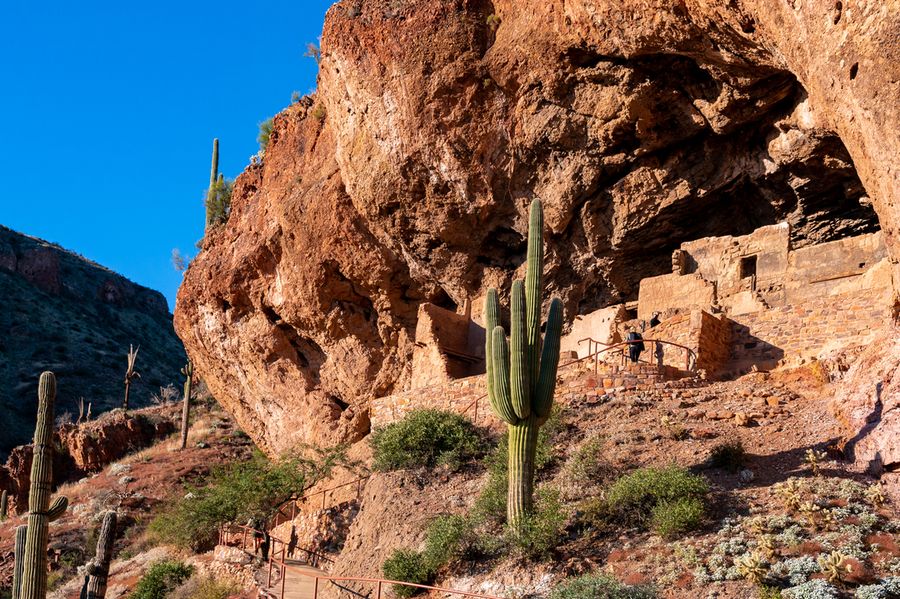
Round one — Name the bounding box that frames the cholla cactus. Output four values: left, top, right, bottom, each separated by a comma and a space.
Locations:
21, 372, 69, 599
122, 345, 140, 411
804, 449, 828, 477
757, 534, 776, 560
799, 501, 822, 528
865, 483, 886, 507
817, 550, 851, 583
777, 479, 803, 511
484, 199, 564, 528
736, 551, 767, 584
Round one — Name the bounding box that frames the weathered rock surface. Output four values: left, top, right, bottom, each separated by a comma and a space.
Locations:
176, 0, 900, 456
0, 406, 176, 514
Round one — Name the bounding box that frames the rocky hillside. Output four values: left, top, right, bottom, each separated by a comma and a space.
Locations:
0, 225, 186, 455
174, 0, 900, 458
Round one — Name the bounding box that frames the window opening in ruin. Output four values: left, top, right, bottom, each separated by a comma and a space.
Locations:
624, 307, 638, 321
740, 255, 757, 279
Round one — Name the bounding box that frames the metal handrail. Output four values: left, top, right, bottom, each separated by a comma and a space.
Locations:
459, 336, 697, 424
269, 475, 371, 529
219, 523, 335, 566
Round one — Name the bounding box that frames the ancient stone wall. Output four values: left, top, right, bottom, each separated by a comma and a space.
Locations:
644, 310, 732, 378
560, 305, 627, 358
409, 303, 485, 389
727, 288, 891, 375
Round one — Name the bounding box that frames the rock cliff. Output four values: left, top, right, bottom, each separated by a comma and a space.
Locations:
175, 0, 900, 457
0, 225, 186, 455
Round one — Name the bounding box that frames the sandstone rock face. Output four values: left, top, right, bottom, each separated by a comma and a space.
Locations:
176, 0, 900, 456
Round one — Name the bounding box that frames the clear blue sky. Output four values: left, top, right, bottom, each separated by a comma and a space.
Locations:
0, 0, 334, 311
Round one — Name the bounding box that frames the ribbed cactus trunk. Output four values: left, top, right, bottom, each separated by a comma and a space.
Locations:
21, 372, 69, 599
80, 511, 117, 599
484, 200, 564, 528
179, 361, 193, 450
205, 138, 219, 231
12, 525, 26, 599
1, 489, 8, 521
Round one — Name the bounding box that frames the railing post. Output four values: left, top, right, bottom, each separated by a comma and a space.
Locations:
376, 581, 382, 599
314, 576, 319, 599
321, 490, 326, 511
685, 348, 689, 371
291, 500, 296, 521
267, 544, 274, 587
280, 547, 286, 598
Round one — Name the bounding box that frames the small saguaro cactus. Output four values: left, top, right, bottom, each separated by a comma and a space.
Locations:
21, 372, 69, 599
205, 138, 220, 231
80, 511, 118, 599
1, 489, 8, 521
123, 345, 140, 411
179, 360, 194, 450
484, 199, 564, 529
12, 525, 26, 599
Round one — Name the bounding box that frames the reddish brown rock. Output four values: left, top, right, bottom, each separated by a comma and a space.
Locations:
175, 0, 900, 456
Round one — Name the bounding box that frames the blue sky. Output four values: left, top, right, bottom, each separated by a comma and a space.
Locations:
0, 0, 334, 310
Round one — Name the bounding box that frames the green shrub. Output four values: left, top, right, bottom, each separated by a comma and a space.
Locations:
148, 450, 321, 550
382, 549, 431, 598
170, 574, 239, 599
371, 409, 483, 471
548, 573, 657, 599
258, 118, 274, 152
592, 466, 708, 538
130, 561, 194, 599
650, 497, 705, 539
508, 487, 568, 558
567, 434, 614, 485
709, 441, 747, 472
205, 176, 233, 226
422, 514, 470, 568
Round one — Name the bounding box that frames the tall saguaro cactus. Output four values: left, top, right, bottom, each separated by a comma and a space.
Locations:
179, 361, 194, 450
484, 199, 564, 528
13, 525, 26, 599
204, 138, 219, 231
21, 372, 69, 599
1, 489, 8, 521
80, 511, 118, 599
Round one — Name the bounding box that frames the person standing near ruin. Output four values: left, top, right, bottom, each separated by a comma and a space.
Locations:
625, 326, 645, 363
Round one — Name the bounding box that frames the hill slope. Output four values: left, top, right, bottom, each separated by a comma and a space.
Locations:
0, 225, 185, 455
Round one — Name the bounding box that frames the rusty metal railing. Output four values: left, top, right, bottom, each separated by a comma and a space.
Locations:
459, 337, 696, 425
269, 475, 371, 529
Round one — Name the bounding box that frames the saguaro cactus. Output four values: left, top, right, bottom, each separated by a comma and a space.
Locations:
13, 525, 26, 599
21, 372, 69, 599
179, 361, 194, 450
484, 199, 564, 528
80, 511, 118, 599
1, 489, 8, 521
204, 138, 220, 231
123, 345, 140, 411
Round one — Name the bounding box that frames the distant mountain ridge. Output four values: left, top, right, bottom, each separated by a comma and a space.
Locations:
0, 224, 185, 455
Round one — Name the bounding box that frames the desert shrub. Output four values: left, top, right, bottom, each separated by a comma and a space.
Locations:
130, 561, 194, 599
170, 574, 239, 599
508, 487, 568, 558
567, 434, 615, 486
548, 573, 657, 599
371, 409, 483, 471
591, 466, 708, 538
382, 549, 432, 598
205, 176, 233, 226
258, 118, 274, 152
311, 104, 326, 120
422, 514, 471, 568
148, 450, 319, 550
650, 497, 705, 539
709, 440, 747, 472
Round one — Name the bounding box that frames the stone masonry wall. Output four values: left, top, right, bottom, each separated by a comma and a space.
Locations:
727, 288, 891, 375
